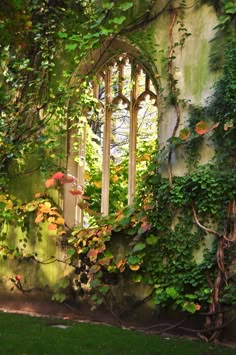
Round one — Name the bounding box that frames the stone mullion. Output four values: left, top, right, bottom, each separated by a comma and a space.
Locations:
75, 120, 86, 226
101, 67, 112, 215
128, 65, 139, 204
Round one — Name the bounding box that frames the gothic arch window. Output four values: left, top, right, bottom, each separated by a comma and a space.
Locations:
65, 42, 158, 226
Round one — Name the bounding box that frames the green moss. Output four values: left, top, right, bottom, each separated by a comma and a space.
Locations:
184, 39, 209, 100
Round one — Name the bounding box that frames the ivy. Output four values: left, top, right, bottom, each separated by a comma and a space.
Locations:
1, 0, 236, 344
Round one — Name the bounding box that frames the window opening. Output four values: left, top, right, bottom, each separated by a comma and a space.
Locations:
74, 54, 158, 224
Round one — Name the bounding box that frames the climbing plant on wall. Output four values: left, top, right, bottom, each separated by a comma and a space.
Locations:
0, 0, 236, 343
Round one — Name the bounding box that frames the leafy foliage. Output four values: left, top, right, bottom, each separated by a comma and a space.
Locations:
1, 0, 236, 343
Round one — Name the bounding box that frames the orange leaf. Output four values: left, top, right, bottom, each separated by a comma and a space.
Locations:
56, 230, 66, 236
112, 174, 119, 182
195, 121, 219, 135
60, 175, 75, 184
48, 223, 57, 231
117, 259, 126, 269
141, 220, 152, 233
195, 121, 209, 135
45, 178, 55, 188
142, 153, 151, 161
39, 206, 51, 213
195, 303, 201, 311
77, 201, 89, 209
87, 248, 98, 259
35, 213, 44, 224
98, 257, 111, 266
144, 204, 154, 211
52, 171, 64, 179
96, 244, 106, 253
70, 189, 82, 195
212, 122, 219, 130
179, 128, 191, 141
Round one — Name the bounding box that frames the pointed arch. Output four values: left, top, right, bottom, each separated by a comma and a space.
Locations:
64, 39, 160, 226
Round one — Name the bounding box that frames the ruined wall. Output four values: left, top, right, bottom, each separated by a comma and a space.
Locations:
1, 0, 230, 333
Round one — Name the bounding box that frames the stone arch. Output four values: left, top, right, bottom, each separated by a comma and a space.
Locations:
64, 39, 160, 226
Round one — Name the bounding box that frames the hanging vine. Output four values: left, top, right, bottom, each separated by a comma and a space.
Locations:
1, 0, 236, 344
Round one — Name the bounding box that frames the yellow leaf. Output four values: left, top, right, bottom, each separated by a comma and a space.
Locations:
6, 200, 13, 210
0, 195, 7, 203
39, 206, 51, 213
93, 180, 102, 188
44, 202, 52, 208
129, 264, 140, 271
84, 172, 92, 181
55, 217, 65, 225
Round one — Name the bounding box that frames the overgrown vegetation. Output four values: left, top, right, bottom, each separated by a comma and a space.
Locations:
0, 0, 236, 343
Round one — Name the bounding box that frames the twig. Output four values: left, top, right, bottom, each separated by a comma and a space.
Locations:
103, 296, 125, 326
167, 7, 179, 188
192, 205, 221, 237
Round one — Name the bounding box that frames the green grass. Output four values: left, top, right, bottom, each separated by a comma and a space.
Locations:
0, 311, 234, 355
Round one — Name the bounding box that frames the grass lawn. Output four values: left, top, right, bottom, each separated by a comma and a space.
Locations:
0, 311, 234, 354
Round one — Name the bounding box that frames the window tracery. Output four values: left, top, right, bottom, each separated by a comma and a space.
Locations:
65, 48, 158, 226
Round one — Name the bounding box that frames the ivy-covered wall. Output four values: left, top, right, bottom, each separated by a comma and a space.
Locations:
0, 0, 236, 342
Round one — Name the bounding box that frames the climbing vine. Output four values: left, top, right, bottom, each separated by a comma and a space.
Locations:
0, 0, 236, 343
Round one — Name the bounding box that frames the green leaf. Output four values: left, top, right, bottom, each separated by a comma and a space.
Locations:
128, 255, 140, 265
146, 234, 158, 245
25, 203, 37, 212
118, 2, 133, 11
112, 16, 126, 25
119, 216, 130, 226
57, 279, 69, 289
103, 2, 114, 9
183, 302, 197, 313
186, 293, 196, 300
98, 284, 109, 294
132, 274, 142, 283
166, 287, 178, 299
90, 278, 101, 288
179, 127, 191, 141
65, 43, 78, 51
52, 292, 66, 303
104, 250, 113, 258
66, 248, 75, 257
132, 242, 146, 253
58, 31, 68, 39
100, 26, 113, 36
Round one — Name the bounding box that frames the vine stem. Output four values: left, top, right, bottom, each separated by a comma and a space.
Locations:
192, 204, 228, 341
167, 7, 180, 188
192, 205, 221, 237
